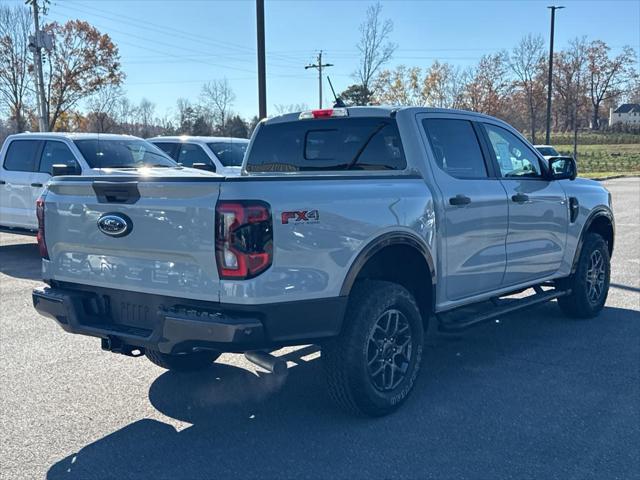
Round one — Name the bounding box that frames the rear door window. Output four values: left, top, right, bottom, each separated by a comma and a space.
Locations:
39, 141, 80, 175
207, 142, 247, 167
3, 140, 42, 172
422, 119, 488, 179
177, 143, 212, 168
245, 117, 406, 172
153, 142, 180, 160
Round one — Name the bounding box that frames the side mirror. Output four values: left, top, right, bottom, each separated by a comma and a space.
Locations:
51, 163, 81, 176
191, 162, 216, 172
547, 156, 577, 181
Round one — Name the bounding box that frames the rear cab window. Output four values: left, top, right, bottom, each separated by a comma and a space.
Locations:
245, 117, 406, 172
3, 140, 42, 172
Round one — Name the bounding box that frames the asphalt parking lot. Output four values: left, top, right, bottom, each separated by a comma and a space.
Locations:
0, 177, 638, 480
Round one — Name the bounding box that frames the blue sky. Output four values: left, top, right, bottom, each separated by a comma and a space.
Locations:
4, 0, 639, 119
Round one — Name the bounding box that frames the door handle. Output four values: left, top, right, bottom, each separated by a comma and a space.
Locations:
0, 180, 6, 185
511, 193, 530, 203
31, 183, 43, 188
449, 194, 472, 206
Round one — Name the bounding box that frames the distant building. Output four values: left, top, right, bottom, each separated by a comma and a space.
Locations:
609, 104, 640, 126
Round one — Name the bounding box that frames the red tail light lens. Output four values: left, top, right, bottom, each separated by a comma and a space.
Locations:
36, 196, 49, 259
215, 201, 272, 279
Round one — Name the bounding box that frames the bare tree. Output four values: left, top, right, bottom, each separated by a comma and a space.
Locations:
86, 84, 124, 132
273, 103, 309, 115
587, 40, 637, 129
422, 61, 463, 109
0, 5, 32, 132
137, 97, 155, 137
509, 34, 546, 143
200, 78, 236, 132
459, 52, 511, 117
354, 2, 396, 103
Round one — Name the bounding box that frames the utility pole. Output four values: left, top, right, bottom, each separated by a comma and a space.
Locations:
305, 51, 333, 109
29, 0, 50, 132
256, 0, 267, 120
545, 5, 564, 145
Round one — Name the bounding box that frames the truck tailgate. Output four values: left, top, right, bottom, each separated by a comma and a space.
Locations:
42, 177, 222, 302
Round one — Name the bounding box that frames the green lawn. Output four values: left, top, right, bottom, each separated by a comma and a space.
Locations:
554, 143, 640, 175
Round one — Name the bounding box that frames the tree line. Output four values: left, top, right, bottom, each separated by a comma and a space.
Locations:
1, 2, 638, 144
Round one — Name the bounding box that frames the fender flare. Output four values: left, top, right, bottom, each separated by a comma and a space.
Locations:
571, 207, 614, 274
339, 232, 436, 297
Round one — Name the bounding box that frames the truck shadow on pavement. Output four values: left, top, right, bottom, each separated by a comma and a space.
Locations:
47, 302, 640, 480
0, 241, 41, 281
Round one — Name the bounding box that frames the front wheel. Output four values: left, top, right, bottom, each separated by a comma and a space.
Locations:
145, 349, 221, 371
557, 233, 611, 318
322, 280, 424, 417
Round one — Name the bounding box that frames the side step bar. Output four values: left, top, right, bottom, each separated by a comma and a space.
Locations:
437, 287, 569, 333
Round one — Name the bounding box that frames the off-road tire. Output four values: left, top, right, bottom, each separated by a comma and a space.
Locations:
322, 280, 424, 417
145, 349, 221, 371
557, 233, 610, 318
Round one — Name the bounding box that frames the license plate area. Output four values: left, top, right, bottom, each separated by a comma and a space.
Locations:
104, 292, 161, 331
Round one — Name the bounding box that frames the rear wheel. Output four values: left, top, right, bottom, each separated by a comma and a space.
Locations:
322, 280, 424, 417
145, 349, 221, 371
557, 233, 610, 318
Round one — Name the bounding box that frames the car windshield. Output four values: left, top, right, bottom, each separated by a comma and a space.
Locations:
206, 141, 248, 167
536, 146, 559, 157
74, 138, 177, 169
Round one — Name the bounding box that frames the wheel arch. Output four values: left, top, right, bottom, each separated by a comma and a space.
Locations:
340, 232, 436, 323
571, 207, 614, 274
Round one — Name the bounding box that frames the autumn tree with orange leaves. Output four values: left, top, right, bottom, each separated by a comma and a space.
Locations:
41, 20, 124, 131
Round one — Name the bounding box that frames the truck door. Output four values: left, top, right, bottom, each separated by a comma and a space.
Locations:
419, 115, 509, 301
480, 122, 568, 286
0, 139, 43, 229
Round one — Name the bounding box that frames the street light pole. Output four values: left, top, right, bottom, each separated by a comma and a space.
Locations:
256, 0, 267, 120
545, 5, 564, 145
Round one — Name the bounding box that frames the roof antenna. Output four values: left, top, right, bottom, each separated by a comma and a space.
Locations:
327, 76, 346, 108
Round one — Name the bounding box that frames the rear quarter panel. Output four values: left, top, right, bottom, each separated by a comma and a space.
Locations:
218, 175, 435, 304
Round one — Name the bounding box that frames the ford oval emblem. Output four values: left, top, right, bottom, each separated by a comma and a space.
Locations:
97, 213, 132, 238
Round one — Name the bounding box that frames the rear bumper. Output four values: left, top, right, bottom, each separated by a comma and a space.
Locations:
32, 283, 346, 354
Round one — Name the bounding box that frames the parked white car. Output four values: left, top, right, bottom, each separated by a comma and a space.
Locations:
534, 144, 561, 160
0, 132, 179, 231
147, 136, 248, 176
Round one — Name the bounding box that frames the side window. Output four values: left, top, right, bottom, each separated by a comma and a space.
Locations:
153, 142, 179, 160
483, 124, 542, 178
39, 141, 80, 175
177, 144, 212, 169
422, 119, 487, 179
3, 140, 41, 172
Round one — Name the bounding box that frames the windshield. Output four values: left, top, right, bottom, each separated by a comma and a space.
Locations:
74, 138, 177, 169
206, 141, 248, 167
536, 146, 559, 157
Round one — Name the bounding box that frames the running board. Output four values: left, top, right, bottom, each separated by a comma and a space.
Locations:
437, 288, 569, 333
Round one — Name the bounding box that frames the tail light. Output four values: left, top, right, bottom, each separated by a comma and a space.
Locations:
36, 196, 49, 259
215, 201, 272, 279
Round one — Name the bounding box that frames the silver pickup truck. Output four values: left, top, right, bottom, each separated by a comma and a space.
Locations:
32, 107, 614, 416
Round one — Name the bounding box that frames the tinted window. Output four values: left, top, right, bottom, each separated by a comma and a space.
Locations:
3, 140, 41, 172
484, 124, 542, 178
422, 119, 487, 179
177, 143, 211, 168
207, 142, 247, 167
245, 118, 406, 172
74, 139, 176, 169
39, 141, 80, 175
535, 146, 559, 157
153, 142, 180, 160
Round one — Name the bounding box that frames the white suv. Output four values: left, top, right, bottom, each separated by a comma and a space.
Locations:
147, 136, 248, 176
0, 132, 177, 231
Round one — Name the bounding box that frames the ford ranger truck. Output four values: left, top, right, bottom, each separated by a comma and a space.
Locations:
32, 107, 614, 417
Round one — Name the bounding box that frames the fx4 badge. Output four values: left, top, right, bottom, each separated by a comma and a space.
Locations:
281, 209, 319, 224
